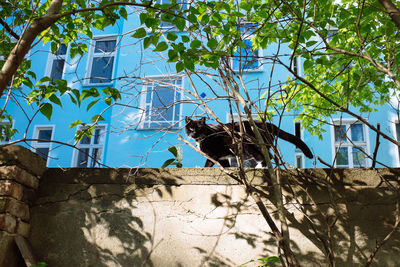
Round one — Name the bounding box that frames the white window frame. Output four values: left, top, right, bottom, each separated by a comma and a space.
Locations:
392, 120, 400, 167
72, 125, 107, 168
45, 43, 68, 81
85, 35, 118, 86
291, 55, 301, 76
0, 120, 14, 144
226, 113, 260, 123
232, 22, 263, 72
31, 125, 55, 166
139, 77, 183, 129
331, 119, 370, 168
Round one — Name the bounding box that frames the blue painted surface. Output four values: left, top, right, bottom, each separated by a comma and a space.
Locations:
2, 14, 399, 169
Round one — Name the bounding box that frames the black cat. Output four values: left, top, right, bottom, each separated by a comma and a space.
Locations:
185, 117, 313, 167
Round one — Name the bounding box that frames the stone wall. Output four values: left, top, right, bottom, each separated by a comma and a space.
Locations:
0, 146, 46, 267
1, 146, 400, 266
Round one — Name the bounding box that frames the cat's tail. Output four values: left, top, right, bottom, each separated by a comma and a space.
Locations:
266, 123, 313, 159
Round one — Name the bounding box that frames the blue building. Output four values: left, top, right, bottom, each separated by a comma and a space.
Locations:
2, 11, 399, 169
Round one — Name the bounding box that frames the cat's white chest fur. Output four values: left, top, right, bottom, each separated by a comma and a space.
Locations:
195, 141, 201, 150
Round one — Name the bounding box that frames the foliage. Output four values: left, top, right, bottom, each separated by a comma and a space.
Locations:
161, 145, 183, 168
239, 256, 281, 267
31, 262, 47, 267
1, 0, 399, 140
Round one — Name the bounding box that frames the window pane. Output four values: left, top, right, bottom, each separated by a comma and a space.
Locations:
55, 44, 67, 56
90, 56, 114, 83
396, 123, 400, 160
150, 85, 175, 122
296, 155, 303, 168
351, 124, 364, 142
77, 148, 89, 167
36, 147, 49, 159
38, 129, 52, 142
353, 147, 366, 167
240, 23, 257, 35
233, 39, 259, 70
336, 147, 348, 166
79, 134, 91, 145
0, 124, 11, 142
146, 86, 153, 103
95, 40, 116, 53
90, 148, 102, 167
396, 123, 400, 141
93, 128, 104, 145
50, 58, 65, 80
334, 125, 347, 142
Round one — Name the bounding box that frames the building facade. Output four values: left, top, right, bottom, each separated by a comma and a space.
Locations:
1, 12, 400, 169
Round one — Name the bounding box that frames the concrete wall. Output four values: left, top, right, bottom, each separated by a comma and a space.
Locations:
1, 146, 400, 266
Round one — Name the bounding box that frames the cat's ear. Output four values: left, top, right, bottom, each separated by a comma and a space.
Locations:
200, 117, 206, 124
185, 116, 190, 123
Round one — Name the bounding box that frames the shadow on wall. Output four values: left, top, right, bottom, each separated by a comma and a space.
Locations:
29, 168, 184, 267
28, 167, 400, 267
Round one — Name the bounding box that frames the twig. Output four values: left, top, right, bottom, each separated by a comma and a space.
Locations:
371, 123, 381, 168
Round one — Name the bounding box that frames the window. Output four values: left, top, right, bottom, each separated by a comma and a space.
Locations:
395, 123, 400, 163
227, 113, 260, 122
87, 37, 117, 84
295, 153, 304, 168
141, 78, 182, 129
294, 121, 305, 168
46, 43, 67, 80
32, 126, 54, 164
74, 126, 106, 167
157, 0, 188, 30
0, 121, 12, 144
332, 120, 369, 168
232, 23, 261, 71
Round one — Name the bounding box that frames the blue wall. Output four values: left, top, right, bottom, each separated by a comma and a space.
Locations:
3, 13, 399, 169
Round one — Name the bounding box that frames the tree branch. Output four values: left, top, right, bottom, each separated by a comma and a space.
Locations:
0, 18, 20, 40
378, 0, 400, 30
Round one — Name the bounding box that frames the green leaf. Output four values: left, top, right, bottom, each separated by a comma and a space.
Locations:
176, 61, 184, 72
36, 76, 52, 85
303, 59, 313, 71
181, 35, 190, 43
143, 36, 152, 49
207, 38, 218, 50
190, 40, 201, 48
132, 28, 147, 38
168, 49, 179, 62
161, 158, 175, 168
40, 103, 53, 121
119, 7, 128, 20
154, 41, 168, 52
87, 99, 100, 111
167, 32, 178, 41
168, 146, 178, 157
184, 59, 195, 72
49, 94, 62, 107
175, 18, 186, 31
91, 115, 105, 123
69, 120, 82, 129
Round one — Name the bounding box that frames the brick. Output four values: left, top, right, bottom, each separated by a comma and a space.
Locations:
0, 181, 23, 200
0, 145, 46, 177
0, 197, 29, 221
0, 213, 17, 233
0, 166, 40, 189
16, 220, 30, 238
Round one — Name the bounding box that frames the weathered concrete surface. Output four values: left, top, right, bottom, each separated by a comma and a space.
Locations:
0, 145, 47, 177
29, 168, 400, 267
